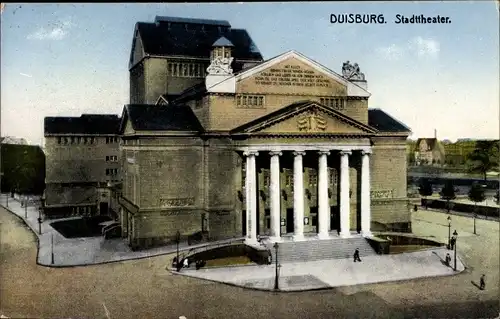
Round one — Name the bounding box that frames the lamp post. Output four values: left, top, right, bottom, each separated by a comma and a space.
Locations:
273, 242, 280, 290
453, 230, 458, 271
176, 230, 181, 272
447, 216, 451, 250
24, 195, 28, 219
51, 232, 55, 265
473, 213, 477, 235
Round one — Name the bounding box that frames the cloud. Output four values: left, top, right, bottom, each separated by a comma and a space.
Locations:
375, 44, 405, 60
20, 72, 32, 78
27, 18, 74, 40
376, 36, 440, 60
409, 36, 440, 58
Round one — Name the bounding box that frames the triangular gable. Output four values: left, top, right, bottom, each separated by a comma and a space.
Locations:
118, 106, 135, 135
231, 101, 378, 135
208, 50, 370, 97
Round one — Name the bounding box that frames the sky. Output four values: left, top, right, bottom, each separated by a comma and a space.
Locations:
1, 2, 499, 146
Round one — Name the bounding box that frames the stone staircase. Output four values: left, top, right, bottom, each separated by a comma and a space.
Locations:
263, 236, 377, 263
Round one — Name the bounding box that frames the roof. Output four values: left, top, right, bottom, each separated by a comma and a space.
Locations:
44, 114, 121, 135
121, 104, 204, 132
415, 138, 439, 150
212, 36, 234, 47
367, 109, 411, 133
154, 16, 230, 27
135, 20, 263, 61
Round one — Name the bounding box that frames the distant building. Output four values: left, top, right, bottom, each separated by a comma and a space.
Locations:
43, 114, 121, 218
1, 136, 28, 145
414, 131, 445, 165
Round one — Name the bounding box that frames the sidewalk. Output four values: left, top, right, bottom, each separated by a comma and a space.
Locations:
0, 194, 242, 267
173, 247, 465, 292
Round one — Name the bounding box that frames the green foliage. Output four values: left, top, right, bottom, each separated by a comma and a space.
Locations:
467, 140, 499, 180
468, 183, 486, 204
439, 180, 457, 201
1, 144, 45, 195
418, 179, 433, 197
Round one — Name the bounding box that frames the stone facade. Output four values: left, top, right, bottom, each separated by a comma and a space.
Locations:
120, 24, 413, 249
44, 115, 121, 218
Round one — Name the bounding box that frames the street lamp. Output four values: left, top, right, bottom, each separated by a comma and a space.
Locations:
273, 242, 280, 290
176, 230, 181, 272
473, 213, 477, 235
453, 230, 458, 271
447, 216, 451, 250
51, 232, 55, 265
24, 195, 28, 219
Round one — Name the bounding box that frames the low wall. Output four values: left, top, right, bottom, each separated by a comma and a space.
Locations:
368, 233, 445, 255
184, 243, 271, 265
422, 199, 500, 218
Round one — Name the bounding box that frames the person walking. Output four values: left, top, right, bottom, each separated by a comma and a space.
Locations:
450, 231, 457, 250
353, 248, 361, 262
480, 274, 486, 290
445, 253, 451, 266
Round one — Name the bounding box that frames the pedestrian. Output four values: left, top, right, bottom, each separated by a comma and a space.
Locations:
183, 257, 189, 268
480, 274, 486, 290
172, 256, 178, 269
445, 253, 451, 266
353, 248, 361, 262
450, 235, 456, 250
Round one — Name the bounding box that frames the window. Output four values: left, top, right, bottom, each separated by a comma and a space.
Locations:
57, 137, 62, 144
329, 169, 337, 185
241, 162, 246, 188
236, 95, 265, 108
263, 171, 270, 188
285, 174, 294, 188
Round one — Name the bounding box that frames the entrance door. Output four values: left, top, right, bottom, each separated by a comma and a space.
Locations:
309, 206, 318, 233
330, 206, 339, 231
99, 202, 109, 216
286, 208, 294, 233
242, 210, 247, 236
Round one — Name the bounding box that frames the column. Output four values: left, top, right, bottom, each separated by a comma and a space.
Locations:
317, 150, 330, 239
293, 150, 306, 241
269, 151, 282, 241
339, 150, 351, 237
361, 150, 372, 236
244, 151, 258, 244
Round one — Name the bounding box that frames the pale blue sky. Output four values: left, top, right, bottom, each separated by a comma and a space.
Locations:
1, 2, 499, 145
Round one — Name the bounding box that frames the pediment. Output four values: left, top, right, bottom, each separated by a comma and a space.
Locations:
231, 101, 377, 135
208, 50, 370, 97
237, 56, 348, 96
123, 118, 135, 135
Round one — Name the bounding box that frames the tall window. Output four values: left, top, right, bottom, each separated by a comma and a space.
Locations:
309, 171, 318, 186
235, 95, 265, 108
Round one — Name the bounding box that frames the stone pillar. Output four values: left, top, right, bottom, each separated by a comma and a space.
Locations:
293, 151, 306, 241
269, 151, 282, 241
339, 150, 351, 238
317, 150, 330, 239
361, 150, 372, 236
244, 151, 258, 244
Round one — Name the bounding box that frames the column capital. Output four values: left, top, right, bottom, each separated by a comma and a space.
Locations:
318, 150, 330, 156
269, 150, 283, 157
293, 150, 306, 157
340, 150, 352, 156
361, 149, 372, 156
243, 151, 259, 157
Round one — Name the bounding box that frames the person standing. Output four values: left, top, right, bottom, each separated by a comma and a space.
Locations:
445, 253, 451, 266
480, 274, 486, 290
353, 248, 361, 262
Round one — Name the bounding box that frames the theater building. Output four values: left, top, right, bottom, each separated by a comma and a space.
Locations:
119, 16, 412, 250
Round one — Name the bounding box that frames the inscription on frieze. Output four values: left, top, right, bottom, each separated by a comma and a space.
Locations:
254, 65, 332, 88
370, 190, 394, 199
159, 197, 195, 208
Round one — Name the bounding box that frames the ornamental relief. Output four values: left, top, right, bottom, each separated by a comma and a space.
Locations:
370, 190, 394, 199
297, 111, 327, 132
159, 197, 195, 208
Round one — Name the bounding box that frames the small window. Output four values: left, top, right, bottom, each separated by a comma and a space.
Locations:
106, 156, 109, 162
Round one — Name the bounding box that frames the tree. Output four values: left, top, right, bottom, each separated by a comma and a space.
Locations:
468, 183, 486, 212
467, 140, 499, 180
440, 180, 457, 213
418, 179, 433, 209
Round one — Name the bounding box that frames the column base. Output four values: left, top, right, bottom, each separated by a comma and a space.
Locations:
292, 234, 305, 241
268, 236, 282, 243
245, 237, 260, 247
339, 231, 351, 238
317, 232, 330, 240
361, 230, 373, 237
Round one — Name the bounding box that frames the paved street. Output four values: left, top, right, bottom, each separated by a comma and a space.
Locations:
1, 206, 499, 319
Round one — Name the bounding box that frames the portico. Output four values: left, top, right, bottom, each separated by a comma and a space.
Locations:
241, 144, 372, 245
